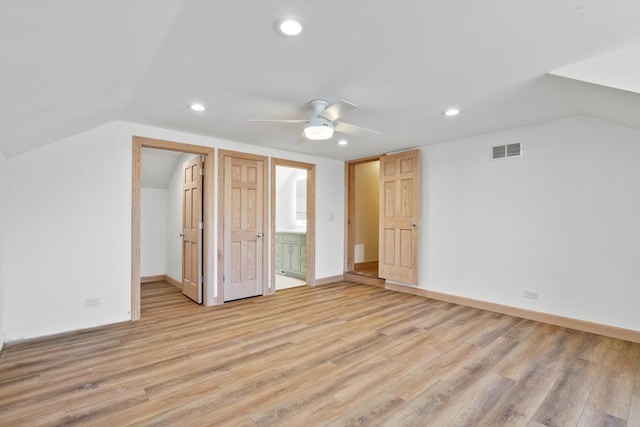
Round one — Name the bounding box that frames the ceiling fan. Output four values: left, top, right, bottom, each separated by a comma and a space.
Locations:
248, 99, 382, 142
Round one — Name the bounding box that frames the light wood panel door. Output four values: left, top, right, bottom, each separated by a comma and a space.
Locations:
379, 150, 420, 285
182, 156, 203, 303
224, 156, 265, 301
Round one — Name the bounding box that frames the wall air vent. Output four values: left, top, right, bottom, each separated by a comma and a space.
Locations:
491, 143, 522, 160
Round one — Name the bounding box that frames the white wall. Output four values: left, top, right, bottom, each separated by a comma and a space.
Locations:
3, 120, 344, 340
0, 152, 6, 350
422, 116, 640, 331
140, 188, 168, 277
4, 123, 132, 340
275, 167, 301, 231
165, 153, 193, 282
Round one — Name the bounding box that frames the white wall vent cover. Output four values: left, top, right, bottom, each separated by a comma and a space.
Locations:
492, 143, 522, 160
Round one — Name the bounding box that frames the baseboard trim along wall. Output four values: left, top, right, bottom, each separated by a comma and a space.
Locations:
310, 274, 345, 287
140, 275, 166, 284
344, 272, 385, 288
385, 282, 640, 344
354, 261, 378, 270
140, 274, 182, 290
165, 275, 181, 289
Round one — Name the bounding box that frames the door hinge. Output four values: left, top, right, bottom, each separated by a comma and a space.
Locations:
198, 221, 204, 230
198, 275, 204, 285
200, 168, 205, 176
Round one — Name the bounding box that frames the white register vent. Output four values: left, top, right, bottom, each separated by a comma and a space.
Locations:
492, 142, 522, 160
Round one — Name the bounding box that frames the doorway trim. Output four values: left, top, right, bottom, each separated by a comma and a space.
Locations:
217, 149, 269, 301
271, 158, 316, 291
131, 136, 215, 320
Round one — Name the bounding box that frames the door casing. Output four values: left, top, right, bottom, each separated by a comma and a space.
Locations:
131, 136, 215, 320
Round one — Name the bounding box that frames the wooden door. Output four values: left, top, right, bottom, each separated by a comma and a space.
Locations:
223, 155, 265, 301
379, 150, 420, 285
182, 156, 203, 303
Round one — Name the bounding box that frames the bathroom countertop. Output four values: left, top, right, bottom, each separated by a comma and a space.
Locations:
275, 229, 307, 234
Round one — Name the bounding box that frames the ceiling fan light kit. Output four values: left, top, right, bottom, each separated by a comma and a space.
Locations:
304, 123, 334, 140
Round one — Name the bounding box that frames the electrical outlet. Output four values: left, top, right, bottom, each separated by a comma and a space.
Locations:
524, 290, 539, 300
85, 297, 101, 306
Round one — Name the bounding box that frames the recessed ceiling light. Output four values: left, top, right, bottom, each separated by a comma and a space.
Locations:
338, 140, 348, 146
190, 103, 206, 112
274, 17, 306, 37
443, 108, 460, 117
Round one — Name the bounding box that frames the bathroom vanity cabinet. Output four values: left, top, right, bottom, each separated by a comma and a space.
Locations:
275, 231, 306, 280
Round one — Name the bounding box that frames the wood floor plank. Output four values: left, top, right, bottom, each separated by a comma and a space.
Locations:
249, 355, 390, 425
373, 379, 457, 426
478, 362, 562, 425
384, 341, 480, 401
1, 281, 639, 426
428, 372, 515, 426
628, 355, 640, 427
578, 344, 640, 424
530, 357, 600, 426
325, 390, 407, 427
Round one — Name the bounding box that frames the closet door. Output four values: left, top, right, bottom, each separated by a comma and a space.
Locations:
222, 152, 267, 301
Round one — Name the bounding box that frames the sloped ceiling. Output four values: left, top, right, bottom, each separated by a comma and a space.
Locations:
550, 45, 640, 95
141, 148, 184, 189
1, 0, 639, 160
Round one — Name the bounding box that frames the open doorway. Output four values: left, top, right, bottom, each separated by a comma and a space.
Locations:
345, 150, 421, 286
140, 149, 204, 303
345, 157, 381, 281
132, 136, 215, 320
271, 158, 316, 291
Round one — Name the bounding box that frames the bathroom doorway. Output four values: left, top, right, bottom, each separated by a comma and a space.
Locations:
272, 159, 316, 291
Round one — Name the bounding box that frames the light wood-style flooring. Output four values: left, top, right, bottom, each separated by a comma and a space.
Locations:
1, 281, 639, 426
350, 261, 379, 279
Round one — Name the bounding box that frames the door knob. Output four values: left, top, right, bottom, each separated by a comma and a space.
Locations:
411, 221, 418, 227
256, 232, 264, 238
179, 233, 185, 237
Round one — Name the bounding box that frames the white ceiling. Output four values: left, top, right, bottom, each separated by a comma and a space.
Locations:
549, 45, 640, 94
1, 0, 639, 161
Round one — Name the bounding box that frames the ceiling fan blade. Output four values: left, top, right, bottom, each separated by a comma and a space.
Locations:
294, 131, 307, 145
247, 119, 308, 123
334, 121, 382, 136
318, 100, 357, 121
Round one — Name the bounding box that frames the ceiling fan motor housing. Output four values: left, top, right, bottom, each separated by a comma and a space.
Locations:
306, 116, 333, 128
309, 99, 330, 114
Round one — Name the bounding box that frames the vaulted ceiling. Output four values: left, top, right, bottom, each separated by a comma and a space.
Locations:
1, 0, 639, 160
